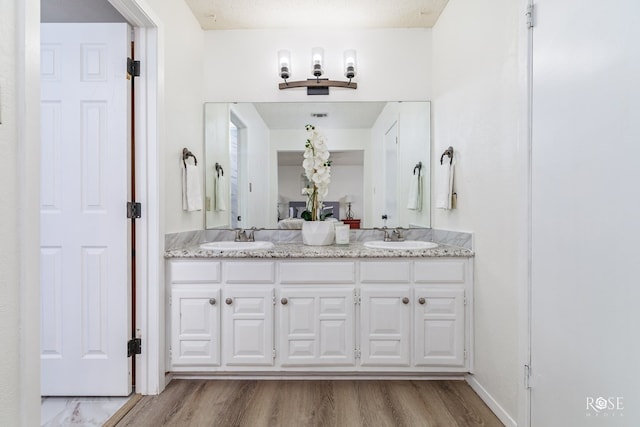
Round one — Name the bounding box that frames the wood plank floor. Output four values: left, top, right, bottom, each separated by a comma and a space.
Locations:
115, 380, 503, 427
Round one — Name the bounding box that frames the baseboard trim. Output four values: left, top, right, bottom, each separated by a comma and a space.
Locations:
465, 374, 517, 427
171, 372, 467, 381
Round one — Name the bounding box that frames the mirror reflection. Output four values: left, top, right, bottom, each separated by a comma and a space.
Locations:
203, 102, 431, 229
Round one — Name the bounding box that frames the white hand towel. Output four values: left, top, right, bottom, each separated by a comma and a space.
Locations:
436, 161, 455, 210
214, 175, 227, 212
407, 175, 423, 211
182, 164, 203, 211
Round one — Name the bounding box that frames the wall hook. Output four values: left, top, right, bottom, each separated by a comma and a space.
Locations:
215, 162, 224, 177
413, 161, 423, 177
440, 146, 454, 165
182, 148, 197, 168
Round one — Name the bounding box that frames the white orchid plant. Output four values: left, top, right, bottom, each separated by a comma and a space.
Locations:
301, 124, 332, 221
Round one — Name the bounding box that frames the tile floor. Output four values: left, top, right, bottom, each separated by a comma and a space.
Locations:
41, 396, 130, 426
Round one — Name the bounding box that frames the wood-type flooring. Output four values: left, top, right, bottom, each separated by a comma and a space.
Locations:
114, 379, 504, 427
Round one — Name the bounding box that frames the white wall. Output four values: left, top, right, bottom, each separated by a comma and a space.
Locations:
145, 0, 205, 234
0, 0, 41, 425
202, 29, 432, 103
530, 1, 640, 425
431, 0, 523, 424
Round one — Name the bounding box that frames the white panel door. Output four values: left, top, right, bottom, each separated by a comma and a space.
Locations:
222, 287, 274, 366
171, 287, 220, 368
279, 287, 355, 366
360, 287, 411, 367
530, 1, 640, 425
414, 287, 465, 367
40, 23, 130, 395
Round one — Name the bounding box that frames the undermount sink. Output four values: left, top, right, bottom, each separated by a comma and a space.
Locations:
363, 240, 438, 250
199, 241, 275, 251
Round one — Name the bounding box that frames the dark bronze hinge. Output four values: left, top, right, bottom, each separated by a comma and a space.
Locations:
127, 57, 141, 78
127, 202, 142, 219
128, 338, 142, 357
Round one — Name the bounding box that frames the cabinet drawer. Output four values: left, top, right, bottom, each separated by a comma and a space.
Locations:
169, 261, 221, 283
360, 261, 411, 283
414, 260, 466, 283
280, 261, 356, 283
224, 261, 275, 283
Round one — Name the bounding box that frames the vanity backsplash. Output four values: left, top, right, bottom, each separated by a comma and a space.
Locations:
165, 228, 473, 251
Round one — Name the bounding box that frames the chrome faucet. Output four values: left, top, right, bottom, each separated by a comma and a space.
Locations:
374, 226, 405, 242
374, 226, 391, 242
234, 227, 263, 242
391, 227, 405, 242
234, 228, 249, 242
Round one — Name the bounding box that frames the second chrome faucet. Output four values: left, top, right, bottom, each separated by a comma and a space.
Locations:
234, 227, 263, 242
374, 226, 406, 242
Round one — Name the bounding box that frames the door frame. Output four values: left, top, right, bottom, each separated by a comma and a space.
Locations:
19, 0, 164, 416
108, 0, 164, 396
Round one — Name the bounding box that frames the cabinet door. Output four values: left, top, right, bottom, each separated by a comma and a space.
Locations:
222, 287, 274, 366
279, 287, 355, 366
360, 287, 411, 367
414, 287, 465, 367
171, 287, 220, 368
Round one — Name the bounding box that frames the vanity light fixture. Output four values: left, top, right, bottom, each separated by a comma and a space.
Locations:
278, 48, 358, 95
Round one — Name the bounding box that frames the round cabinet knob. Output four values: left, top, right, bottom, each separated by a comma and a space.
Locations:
418, 297, 426, 305
225, 298, 233, 305
209, 298, 216, 305
281, 297, 288, 305
402, 297, 410, 305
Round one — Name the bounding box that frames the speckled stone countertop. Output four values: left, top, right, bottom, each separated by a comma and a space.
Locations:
165, 241, 474, 259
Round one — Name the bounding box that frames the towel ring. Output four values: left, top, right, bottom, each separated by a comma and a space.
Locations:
182, 148, 197, 168
413, 161, 423, 177
215, 162, 224, 177
440, 146, 454, 165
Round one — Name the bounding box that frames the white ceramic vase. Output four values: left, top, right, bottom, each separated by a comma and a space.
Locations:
301, 221, 335, 246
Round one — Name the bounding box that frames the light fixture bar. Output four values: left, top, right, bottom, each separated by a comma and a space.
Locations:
279, 78, 358, 95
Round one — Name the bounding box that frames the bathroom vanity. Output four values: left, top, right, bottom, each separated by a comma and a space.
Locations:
165, 242, 473, 376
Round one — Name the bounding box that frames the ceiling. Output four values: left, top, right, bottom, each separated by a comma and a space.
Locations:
252, 102, 387, 130
184, 0, 450, 30
40, 0, 449, 29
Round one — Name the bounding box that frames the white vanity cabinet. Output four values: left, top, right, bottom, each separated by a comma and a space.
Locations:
221, 261, 277, 367
222, 286, 275, 366
278, 287, 355, 367
166, 256, 473, 375
167, 261, 221, 371
359, 287, 412, 367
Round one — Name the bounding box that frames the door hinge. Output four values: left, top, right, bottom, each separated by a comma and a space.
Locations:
526, 4, 535, 29
354, 289, 360, 305
464, 349, 468, 360
127, 57, 141, 78
354, 348, 361, 359
128, 338, 142, 357
524, 364, 532, 389
127, 201, 142, 219
272, 348, 277, 359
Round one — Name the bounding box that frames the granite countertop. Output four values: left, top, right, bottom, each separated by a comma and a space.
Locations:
165, 241, 474, 259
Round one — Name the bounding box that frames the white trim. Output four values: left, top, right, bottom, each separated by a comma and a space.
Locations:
517, 0, 533, 426
173, 373, 469, 381
19, 0, 42, 424
108, 0, 164, 395
466, 375, 517, 427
